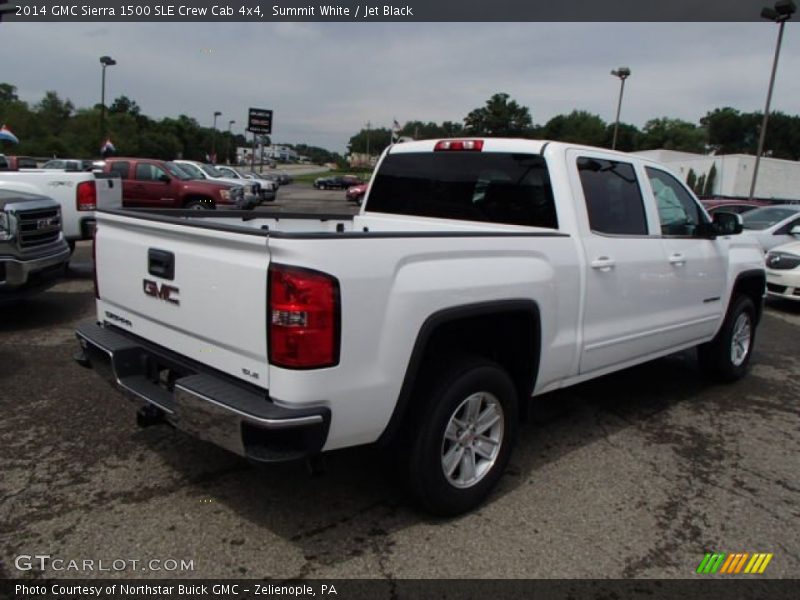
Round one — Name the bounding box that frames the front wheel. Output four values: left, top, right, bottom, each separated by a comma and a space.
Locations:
184, 199, 213, 210
403, 357, 518, 516
698, 295, 756, 382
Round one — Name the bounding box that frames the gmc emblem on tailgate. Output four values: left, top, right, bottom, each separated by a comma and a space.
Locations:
143, 279, 180, 305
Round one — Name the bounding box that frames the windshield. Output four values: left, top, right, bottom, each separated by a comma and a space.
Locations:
174, 162, 203, 179
741, 206, 800, 230
200, 164, 225, 178
164, 162, 193, 180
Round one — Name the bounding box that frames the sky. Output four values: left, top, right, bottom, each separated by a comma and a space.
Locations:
1, 21, 799, 154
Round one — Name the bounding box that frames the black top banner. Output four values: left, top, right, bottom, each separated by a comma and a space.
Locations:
0, 0, 793, 22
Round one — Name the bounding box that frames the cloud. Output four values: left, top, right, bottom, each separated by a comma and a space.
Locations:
0, 22, 798, 153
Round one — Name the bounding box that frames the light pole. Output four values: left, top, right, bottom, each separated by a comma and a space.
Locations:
226, 119, 235, 164
99, 55, 116, 142
749, 0, 796, 201
610, 67, 631, 150
211, 110, 222, 163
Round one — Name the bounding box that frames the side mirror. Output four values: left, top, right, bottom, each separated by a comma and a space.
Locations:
790, 225, 800, 237
711, 211, 743, 236
159, 174, 171, 183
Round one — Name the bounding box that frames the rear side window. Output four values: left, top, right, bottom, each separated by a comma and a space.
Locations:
368, 152, 557, 229
109, 161, 130, 179
578, 157, 647, 236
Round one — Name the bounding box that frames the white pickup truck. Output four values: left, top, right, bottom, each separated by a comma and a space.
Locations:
0, 170, 121, 251
75, 139, 765, 515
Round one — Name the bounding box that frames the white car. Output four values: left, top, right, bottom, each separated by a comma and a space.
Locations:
173, 160, 262, 203
215, 166, 277, 201
765, 240, 800, 301
741, 205, 800, 252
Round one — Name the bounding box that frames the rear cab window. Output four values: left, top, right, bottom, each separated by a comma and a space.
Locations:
577, 157, 648, 236
368, 151, 558, 229
109, 161, 130, 179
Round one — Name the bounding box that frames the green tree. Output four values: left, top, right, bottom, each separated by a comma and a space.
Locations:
686, 168, 697, 190
463, 93, 534, 137
701, 107, 745, 154
347, 127, 392, 155
704, 163, 717, 196
109, 95, 141, 117
639, 118, 706, 153
602, 122, 640, 151
543, 110, 606, 146
0, 82, 19, 104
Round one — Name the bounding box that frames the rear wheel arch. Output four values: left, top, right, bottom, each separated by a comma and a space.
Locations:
378, 300, 542, 447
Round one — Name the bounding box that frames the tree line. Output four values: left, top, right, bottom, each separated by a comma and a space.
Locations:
0, 83, 341, 165
347, 93, 800, 161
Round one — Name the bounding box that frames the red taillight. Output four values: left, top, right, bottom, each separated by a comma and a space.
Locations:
92, 225, 99, 299
77, 180, 97, 211
434, 139, 484, 152
268, 264, 340, 369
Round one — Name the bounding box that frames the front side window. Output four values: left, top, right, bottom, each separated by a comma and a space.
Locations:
577, 157, 647, 235
646, 167, 705, 236
134, 163, 168, 182
368, 152, 558, 229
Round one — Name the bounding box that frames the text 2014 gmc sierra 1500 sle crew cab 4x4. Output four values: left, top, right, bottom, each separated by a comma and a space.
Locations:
75, 139, 765, 515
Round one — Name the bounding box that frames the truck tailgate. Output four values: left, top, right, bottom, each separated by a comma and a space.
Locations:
94, 211, 270, 388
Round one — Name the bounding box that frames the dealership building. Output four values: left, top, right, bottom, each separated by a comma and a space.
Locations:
633, 150, 800, 202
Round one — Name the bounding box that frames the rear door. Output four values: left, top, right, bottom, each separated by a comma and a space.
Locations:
95, 212, 271, 387
127, 162, 176, 208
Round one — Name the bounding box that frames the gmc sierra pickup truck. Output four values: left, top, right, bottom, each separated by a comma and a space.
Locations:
1, 189, 70, 302
103, 158, 254, 210
75, 139, 766, 515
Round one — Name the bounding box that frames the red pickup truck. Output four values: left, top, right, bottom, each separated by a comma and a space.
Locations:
103, 158, 253, 210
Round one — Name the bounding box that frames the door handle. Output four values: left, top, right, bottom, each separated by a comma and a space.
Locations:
590, 256, 616, 271
668, 253, 686, 266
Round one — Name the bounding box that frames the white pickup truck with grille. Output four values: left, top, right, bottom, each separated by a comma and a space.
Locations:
75, 139, 765, 515
0, 170, 121, 251
1, 189, 70, 302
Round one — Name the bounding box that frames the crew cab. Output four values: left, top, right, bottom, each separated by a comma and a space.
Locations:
75, 139, 765, 515
0, 169, 121, 251
103, 158, 253, 210
1, 189, 70, 302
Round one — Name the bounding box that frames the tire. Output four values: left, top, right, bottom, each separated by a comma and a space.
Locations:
184, 199, 213, 210
403, 356, 518, 516
67, 240, 76, 254
698, 295, 756, 382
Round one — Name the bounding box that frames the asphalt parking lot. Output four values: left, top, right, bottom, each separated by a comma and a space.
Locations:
2, 186, 799, 580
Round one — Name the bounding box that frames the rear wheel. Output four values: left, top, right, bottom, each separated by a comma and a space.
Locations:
403, 357, 518, 516
698, 295, 756, 382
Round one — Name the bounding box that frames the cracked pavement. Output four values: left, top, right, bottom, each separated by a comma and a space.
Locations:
2, 238, 799, 580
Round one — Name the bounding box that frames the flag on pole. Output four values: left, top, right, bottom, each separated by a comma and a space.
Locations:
100, 138, 116, 156
0, 124, 19, 144
391, 119, 401, 143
